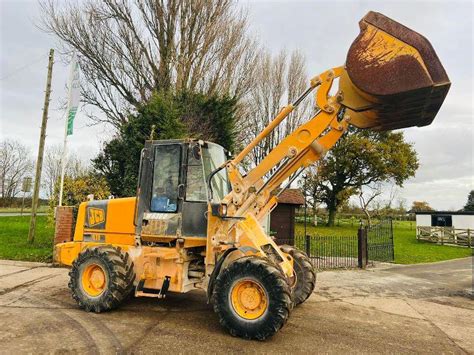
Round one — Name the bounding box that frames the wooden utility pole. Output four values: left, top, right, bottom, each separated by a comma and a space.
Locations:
28, 49, 54, 244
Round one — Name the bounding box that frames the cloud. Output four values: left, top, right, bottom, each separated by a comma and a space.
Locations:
402, 176, 473, 211
1, 0, 472, 209
246, 0, 473, 210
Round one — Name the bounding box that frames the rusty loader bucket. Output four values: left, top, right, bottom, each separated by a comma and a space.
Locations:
339, 11, 450, 131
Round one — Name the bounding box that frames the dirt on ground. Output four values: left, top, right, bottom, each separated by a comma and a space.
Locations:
0, 257, 472, 354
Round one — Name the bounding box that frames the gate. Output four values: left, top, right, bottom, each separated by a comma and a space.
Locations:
276, 218, 394, 270
367, 219, 394, 263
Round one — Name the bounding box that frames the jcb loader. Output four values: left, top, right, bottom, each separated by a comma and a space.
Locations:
55, 12, 450, 340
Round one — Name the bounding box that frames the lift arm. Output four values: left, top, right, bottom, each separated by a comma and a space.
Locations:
205, 11, 450, 278
223, 66, 349, 220
204, 67, 350, 279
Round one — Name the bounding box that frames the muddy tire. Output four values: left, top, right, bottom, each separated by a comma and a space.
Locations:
69, 246, 135, 313
212, 256, 292, 340
280, 245, 316, 305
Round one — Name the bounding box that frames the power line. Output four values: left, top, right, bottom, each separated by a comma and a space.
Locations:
0, 53, 49, 81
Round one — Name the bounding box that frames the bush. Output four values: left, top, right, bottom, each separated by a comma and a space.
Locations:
48, 173, 111, 223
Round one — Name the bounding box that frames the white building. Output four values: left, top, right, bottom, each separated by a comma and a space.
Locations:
415, 211, 474, 229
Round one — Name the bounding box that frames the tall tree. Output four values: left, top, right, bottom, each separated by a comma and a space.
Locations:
40, 0, 258, 129
239, 50, 311, 170
0, 139, 33, 205
463, 190, 474, 211
177, 91, 237, 152
93, 91, 237, 196
304, 128, 419, 226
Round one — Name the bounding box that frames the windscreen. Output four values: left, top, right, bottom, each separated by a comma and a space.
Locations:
202, 143, 230, 202
151, 144, 180, 212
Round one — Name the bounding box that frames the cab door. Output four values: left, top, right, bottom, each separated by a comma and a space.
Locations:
137, 142, 184, 239
182, 143, 208, 237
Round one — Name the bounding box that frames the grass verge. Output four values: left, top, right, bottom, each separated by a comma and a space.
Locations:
0, 216, 471, 264
0, 216, 54, 262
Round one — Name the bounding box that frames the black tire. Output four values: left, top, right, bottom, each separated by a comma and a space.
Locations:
280, 245, 316, 305
212, 256, 292, 340
69, 246, 135, 313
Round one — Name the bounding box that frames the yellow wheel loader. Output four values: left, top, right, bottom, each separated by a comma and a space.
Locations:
55, 12, 450, 340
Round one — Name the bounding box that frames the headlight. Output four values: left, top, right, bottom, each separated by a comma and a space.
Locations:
219, 204, 228, 217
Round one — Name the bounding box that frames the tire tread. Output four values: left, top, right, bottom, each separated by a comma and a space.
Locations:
280, 245, 316, 305
69, 246, 135, 313
212, 256, 292, 340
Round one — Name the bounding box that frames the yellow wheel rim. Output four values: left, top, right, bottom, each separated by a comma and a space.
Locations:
230, 279, 268, 320
81, 263, 106, 297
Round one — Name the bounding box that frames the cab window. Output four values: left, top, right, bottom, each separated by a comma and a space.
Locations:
186, 144, 207, 201
151, 145, 180, 212
202, 142, 230, 202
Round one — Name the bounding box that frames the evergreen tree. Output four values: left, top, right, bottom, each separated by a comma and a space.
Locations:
464, 190, 474, 211
93, 91, 237, 196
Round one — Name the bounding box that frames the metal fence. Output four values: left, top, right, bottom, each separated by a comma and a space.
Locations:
276, 219, 394, 270
293, 234, 359, 270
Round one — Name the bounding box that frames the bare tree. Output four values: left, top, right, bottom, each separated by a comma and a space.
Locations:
384, 184, 399, 210
43, 144, 90, 199
358, 184, 383, 227
67, 155, 89, 178
371, 183, 400, 218
39, 0, 259, 129
396, 196, 407, 215
43, 145, 62, 199
239, 49, 311, 171
0, 140, 33, 204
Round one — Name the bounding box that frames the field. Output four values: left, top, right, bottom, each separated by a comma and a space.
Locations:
0, 216, 471, 264
0, 216, 54, 262
295, 220, 472, 264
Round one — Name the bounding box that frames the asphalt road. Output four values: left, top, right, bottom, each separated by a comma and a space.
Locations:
0, 257, 472, 354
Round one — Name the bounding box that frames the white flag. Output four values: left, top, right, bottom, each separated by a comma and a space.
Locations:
66, 53, 80, 135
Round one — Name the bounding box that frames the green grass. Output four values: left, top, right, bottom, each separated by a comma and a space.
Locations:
296, 220, 472, 264
390, 220, 472, 264
0, 216, 471, 264
0, 216, 54, 262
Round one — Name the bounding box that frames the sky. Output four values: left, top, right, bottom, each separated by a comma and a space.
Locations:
0, 0, 473, 210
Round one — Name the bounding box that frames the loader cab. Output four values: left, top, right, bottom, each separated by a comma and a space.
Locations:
136, 139, 229, 242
